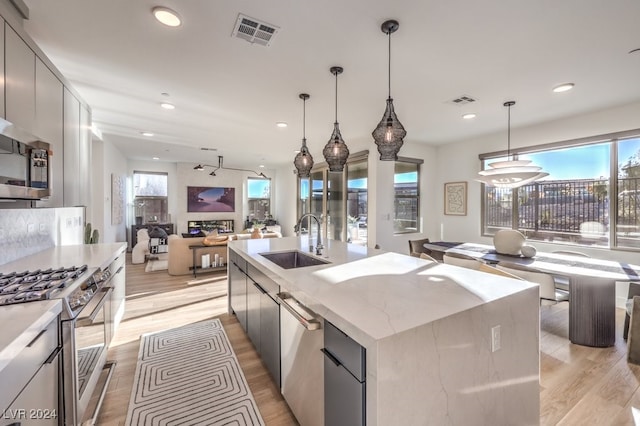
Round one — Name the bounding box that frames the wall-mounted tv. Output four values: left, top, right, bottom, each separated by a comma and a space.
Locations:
187, 186, 235, 212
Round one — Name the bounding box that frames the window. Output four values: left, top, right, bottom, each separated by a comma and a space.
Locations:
481, 130, 640, 250
133, 171, 168, 224
247, 177, 271, 222
347, 159, 368, 244
394, 159, 421, 234
296, 151, 368, 244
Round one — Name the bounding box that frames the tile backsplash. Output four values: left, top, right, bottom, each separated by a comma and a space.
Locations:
0, 207, 84, 266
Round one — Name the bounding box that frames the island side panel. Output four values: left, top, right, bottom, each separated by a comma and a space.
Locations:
374, 286, 540, 425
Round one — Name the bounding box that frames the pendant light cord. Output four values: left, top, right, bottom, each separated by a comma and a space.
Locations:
302, 97, 306, 145
335, 71, 338, 123
387, 29, 391, 99
507, 103, 511, 159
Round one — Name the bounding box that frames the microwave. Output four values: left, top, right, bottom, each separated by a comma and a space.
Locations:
0, 119, 51, 200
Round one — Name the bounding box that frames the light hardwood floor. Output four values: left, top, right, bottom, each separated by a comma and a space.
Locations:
97, 255, 640, 425
96, 255, 297, 426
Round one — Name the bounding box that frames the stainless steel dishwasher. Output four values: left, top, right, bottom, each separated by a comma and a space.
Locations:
277, 293, 324, 426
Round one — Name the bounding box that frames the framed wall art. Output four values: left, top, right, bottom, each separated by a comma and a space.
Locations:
187, 186, 235, 212
111, 174, 125, 225
444, 181, 467, 216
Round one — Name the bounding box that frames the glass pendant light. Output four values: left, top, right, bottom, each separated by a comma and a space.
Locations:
476, 101, 549, 188
372, 19, 406, 161
293, 93, 314, 178
323, 66, 349, 172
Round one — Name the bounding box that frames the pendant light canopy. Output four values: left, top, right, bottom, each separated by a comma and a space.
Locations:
476, 101, 549, 188
372, 19, 406, 161
293, 93, 314, 178
323, 66, 350, 172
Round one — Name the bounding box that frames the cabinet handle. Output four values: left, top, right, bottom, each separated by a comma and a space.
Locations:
253, 281, 267, 294
115, 266, 124, 275
321, 348, 342, 367
45, 346, 61, 364
27, 328, 47, 347
277, 293, 321, 331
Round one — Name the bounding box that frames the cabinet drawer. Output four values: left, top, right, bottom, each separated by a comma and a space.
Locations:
324, 321, 365, 381
247, 264, 279, 296
324, 352, 365, 426
0, 317, 59, 412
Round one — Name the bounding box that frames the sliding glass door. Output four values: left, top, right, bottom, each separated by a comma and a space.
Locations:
297, 152, 368, 244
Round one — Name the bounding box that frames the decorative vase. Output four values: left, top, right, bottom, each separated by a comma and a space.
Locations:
251, 227, 263, 239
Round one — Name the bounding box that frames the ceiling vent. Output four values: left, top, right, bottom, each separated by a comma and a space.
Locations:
449, 95, 477, 105
200, 147, 217, 151
232, 14, 279, 47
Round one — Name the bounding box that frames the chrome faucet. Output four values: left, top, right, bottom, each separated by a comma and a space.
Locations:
294, 213, 323, 255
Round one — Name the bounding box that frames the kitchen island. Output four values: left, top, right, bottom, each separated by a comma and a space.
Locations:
228, 236, 540, 425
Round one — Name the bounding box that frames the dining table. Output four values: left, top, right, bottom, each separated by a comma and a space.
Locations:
424, 241, 640, 347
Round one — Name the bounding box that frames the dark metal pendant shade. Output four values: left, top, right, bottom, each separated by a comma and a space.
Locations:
323, 122, 349, 172
294, 93, 314, 178
323, 66, 349, 172
294, 139, 314, 178
372, 97, 406, 160
373, 19, 406, 161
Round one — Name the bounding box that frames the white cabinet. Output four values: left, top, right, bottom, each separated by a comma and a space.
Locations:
79, 105, 92, 211
5, 24, 35, 132
63, 88, 80, 207
0, 18, 5, 119
110, 252, 126, 340
35, 58, 64, 207
35, 58, 63, 142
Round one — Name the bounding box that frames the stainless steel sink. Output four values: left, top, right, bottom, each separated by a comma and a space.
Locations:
260, 250, 331, 269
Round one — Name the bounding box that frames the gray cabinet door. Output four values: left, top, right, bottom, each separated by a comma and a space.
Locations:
323, 321, 366, 426
246, 279, 261, 351
260, 292, 280, 387
229, 261, 247, 332
323, 352, 365, 426
5, 24, 35, 132
63, 88, 80, 207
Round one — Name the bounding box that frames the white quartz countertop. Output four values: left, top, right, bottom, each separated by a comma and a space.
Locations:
229, 236, 537, 347
0, 243, 127, 274
0, 299, 61, 375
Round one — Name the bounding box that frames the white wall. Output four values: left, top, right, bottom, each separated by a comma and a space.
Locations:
433, 100, 640, 265
92, 135, 128, 244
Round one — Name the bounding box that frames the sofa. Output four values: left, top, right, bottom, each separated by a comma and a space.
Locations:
167, 231, 282, 276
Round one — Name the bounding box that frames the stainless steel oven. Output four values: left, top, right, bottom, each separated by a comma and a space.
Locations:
0, 265, 116, 426
60, 268, 116, 426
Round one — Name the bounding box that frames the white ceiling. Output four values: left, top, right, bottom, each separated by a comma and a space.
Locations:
21, 0, 640, 170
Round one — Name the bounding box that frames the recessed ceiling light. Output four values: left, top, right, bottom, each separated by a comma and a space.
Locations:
141, 131, 154, 137
153, 157, 159, 160
294, 150, 300, 154
276, 122, 288, 128
160, 102, 175, 110
462, 113, 476, 120
259, 165, 265, 168
152, 7, 182, 27
553, 83, 575, 93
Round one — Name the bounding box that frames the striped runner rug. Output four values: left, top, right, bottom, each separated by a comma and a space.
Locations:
125, 319, 265, 425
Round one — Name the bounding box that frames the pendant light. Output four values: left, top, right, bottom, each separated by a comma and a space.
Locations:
372, 19, 406, 161
293, 93, 314, 178
476, 101, 549, 188
323, 66, 349, 172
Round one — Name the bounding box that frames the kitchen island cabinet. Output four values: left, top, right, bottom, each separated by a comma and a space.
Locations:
228, 236, 540, 426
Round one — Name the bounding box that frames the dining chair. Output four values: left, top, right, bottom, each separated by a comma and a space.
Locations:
552, 250, 590, 292
408, 238, 431, 258
419, 252, 438, 262
496, 261, 569, 304
477, 263, 523, 279
443, 252, 482, 270
624, 282, 640, 340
